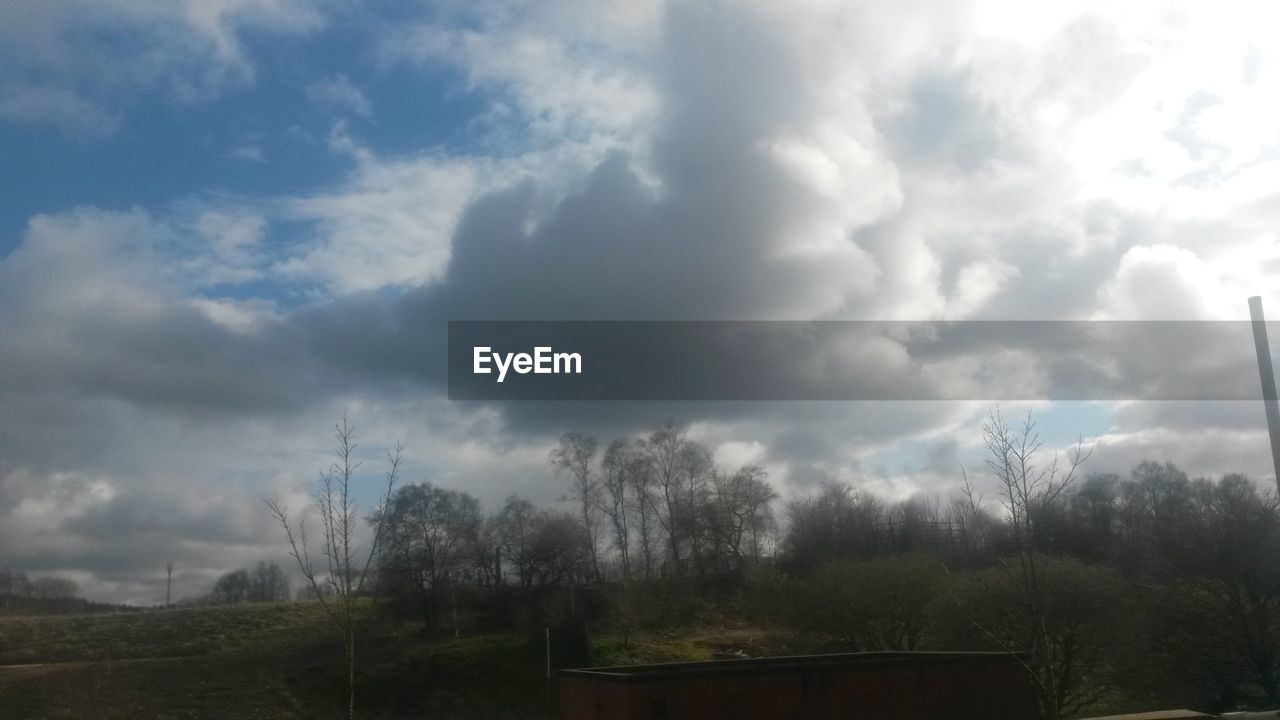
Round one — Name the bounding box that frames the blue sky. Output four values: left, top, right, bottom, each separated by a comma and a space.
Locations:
2, 0, 1280, 603
0, 18, 487, 262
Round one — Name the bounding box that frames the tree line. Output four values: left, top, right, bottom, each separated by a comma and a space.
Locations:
766, 412, 1280, 718
0, 568, 87, 616
371, 420, 781, 630
200, 561, 292, 605
0, 568, 79, 601
269, 412, 1280, 718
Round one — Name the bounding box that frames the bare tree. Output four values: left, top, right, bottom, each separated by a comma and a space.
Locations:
379, 482, 482, 632
30, 576, 78, 600
708, 465, 777, 570
965, 408, 1093, 720
678, 443, 714, 573
784, 481, 883, 568
493, 495, 542, 590
626, 449, 658, 580
211, 569, 252, 603
267, 416, 400, 720
956, 467, 991, 551
250, 561, 291, 602
601, 439, 632, 580
640, 420, 691, 574
936, 555, 1127, 717
550, 432, 602, 582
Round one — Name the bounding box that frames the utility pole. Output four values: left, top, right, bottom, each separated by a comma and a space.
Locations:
1249, 296, 1280, 493
166, 560, 173, 608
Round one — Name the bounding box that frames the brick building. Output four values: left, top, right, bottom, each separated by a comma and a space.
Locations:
560, 650, 1038, 720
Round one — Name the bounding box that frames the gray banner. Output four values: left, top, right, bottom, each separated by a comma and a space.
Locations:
447, 320, 1278, 401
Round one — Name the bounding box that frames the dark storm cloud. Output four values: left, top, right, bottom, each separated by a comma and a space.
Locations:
0, 210, 332, 418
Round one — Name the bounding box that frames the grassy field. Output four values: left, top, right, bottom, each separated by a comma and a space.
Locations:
0, 602, 329, 665
0, 603, 777, 719
0, 603, 555, 719
591, 626, 794, 666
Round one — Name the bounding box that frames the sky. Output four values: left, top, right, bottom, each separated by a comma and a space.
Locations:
2, 0, 1280, 604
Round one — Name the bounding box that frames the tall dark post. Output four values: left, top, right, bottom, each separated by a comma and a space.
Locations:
166, 560, 173, 608
1249, 296, 1280, 492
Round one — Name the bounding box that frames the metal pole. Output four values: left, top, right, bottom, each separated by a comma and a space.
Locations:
546, 627, 551, 682
1249, 296, 1280, 492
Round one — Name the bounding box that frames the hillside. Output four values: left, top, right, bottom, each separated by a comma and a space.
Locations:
0, 603, 561, 719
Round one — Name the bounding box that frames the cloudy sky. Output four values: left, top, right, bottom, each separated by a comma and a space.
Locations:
3, 0, 1280, 604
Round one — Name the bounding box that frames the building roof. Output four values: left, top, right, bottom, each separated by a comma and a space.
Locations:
559, 650, 1025, 681
1080, 707, 1208, 712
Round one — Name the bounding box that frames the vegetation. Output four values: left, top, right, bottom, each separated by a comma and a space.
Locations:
268, 416, 400, 720
0, 603, 554, 719
0, 569, 92, 617
207, 562, 292, 605
0, 601, 329, 665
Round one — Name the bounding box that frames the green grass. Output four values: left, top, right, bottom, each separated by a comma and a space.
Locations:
361, 632, 555, 719
591, 626, 793, 666
0, 603, 561, 719
0, 602, 330, 664
0, 602, 794, 718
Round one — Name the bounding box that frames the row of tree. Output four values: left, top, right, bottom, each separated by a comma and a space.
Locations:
757, 411, 1280, 718
271, 412, 1280, 719
523, 412, 1280, 717
372, 420, 783, 629
0, 569, 79, 600
204, 561, 292, 604
551, 422, 778, 582
763, 460, 1280, 716
0, 568, 87, 616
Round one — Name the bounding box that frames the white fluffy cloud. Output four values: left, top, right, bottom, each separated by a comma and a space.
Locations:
277, 153, 482, 293
307, 75, 374, 119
